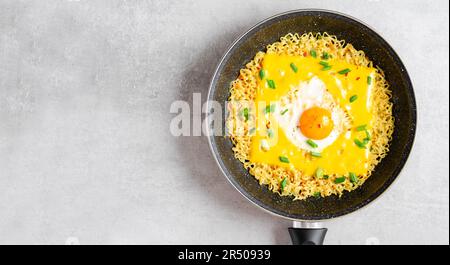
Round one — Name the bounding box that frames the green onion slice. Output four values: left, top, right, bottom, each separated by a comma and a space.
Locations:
306, 139, 318, 148
338, 68, 351, 75
354, 139, 367, 149
367, 75, 372, 85
311, 151, 322, 158
243, 108, 249, 121
290, 63, 298, 73
349, 95, 358, 103
334, 176, 346, 184
364, 130, 371, 140
310, 49, 317, 58
267, 79, 276, 89
356, 124, 367, 131
259, 69, 265, 80
267, 128, 274, 138
349, 172, 359, 183
264, 104, 276, 114
281, 109, 288, 115
319, 61, 329, 67
279, 156, 290, 163
315, 167, 324, 178
280, 177, 287, 191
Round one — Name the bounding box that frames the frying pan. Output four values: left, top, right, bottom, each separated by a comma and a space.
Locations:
206, 9, 416, 245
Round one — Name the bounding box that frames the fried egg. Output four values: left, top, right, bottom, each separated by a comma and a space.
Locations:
274, 77, 350, 152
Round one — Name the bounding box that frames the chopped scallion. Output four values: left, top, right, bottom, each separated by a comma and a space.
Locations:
349, 95, 358, 103
338, 68, 351, 75
364, 130, 371, 140
243, 108, 249, 121
315, 167, 324, 178
279, 156, 290, 163
334, 176, 346, 184
267, 128, 274, 138
310, 49, 317, 58
267, 79, 276, 89
264, 104, 276, 114
322, 65, 332, 71
349, 172, 359, 183
356, 124, 367, 131
281, 109, 288, 115
259, 69, 265, 80
311, 151, 322, 158
306, 139, 318, 148
280, 177, 287, 191
290, 63, 298, 73
319, 61, 329, 67
354, 139, 367, 149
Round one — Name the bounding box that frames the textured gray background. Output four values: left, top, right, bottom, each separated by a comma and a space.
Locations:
0, 0, 448, 245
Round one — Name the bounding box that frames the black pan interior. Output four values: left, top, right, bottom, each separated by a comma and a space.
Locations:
208, 10, 416, 220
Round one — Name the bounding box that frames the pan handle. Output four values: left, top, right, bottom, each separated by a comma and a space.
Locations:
288, 221, 327, 245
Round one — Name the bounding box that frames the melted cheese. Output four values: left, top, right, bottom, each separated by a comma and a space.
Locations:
250, 54, 375, 176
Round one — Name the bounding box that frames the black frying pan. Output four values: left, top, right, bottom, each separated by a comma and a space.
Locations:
207, 9, 416, 245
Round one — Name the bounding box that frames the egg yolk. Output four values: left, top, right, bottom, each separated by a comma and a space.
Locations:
298, 107, 334, 140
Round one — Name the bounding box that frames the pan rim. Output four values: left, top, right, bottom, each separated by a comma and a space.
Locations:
206, 8, 417, 221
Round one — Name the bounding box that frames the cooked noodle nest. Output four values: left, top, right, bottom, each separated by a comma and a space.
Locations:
226, 32, 394, 200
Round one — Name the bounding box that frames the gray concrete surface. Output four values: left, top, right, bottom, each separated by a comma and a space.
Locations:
0, 0, 448, 245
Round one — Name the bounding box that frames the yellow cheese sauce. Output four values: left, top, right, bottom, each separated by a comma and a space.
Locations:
250, 53, 376, 176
